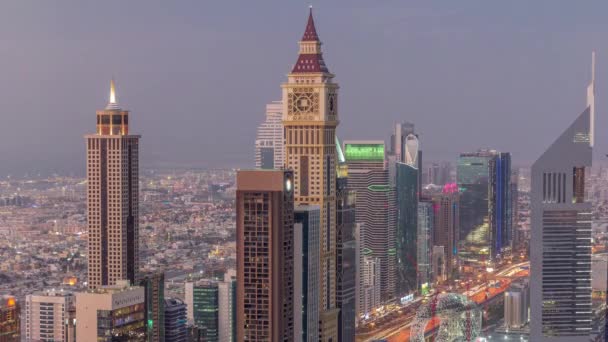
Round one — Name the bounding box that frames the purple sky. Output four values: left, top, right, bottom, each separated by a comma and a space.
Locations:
0, 1, 606, 176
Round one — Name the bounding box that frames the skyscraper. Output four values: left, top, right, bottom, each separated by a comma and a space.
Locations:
255, 101, 284, 169
282, 9, 339, 340
164, 298, 188, 342
457, 149, 511, 269
335, 146, 356, 342
86, 79, 140, 289
236, 170, 294, 341
417, 201, 434, 292
432, 188, 460, 282
25, 289, 75, 342
139, 272, 165, 342
344, 141, 396, 303
530, 54, 595, 341
294, 205, 320, 342
218, 269, 236, 342
185, 280, 219, 341
390, 121, 415, 160
394, 134, 420, 297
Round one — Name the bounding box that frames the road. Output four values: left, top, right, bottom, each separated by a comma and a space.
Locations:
356, 261, 530, 342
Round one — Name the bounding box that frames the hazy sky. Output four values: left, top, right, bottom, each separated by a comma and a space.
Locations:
1, 1, 607, 176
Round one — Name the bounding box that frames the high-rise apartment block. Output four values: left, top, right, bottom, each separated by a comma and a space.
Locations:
25, 289, 75, 342
75, 280, 146, 342
86, 80, 140, 289
255, 101, 284, 169
0, 296, 20, 342
236, 170, 295, 341
282, 9, 340, 339
530, 54, 595, 341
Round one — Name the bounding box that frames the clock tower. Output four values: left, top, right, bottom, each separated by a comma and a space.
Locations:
282, 8, 340, 341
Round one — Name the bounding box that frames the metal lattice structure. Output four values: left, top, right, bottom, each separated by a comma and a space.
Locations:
410, 293, 482, 342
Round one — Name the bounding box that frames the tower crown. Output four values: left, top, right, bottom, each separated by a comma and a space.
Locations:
97, 79, 130, 135
291, 8, 329, 74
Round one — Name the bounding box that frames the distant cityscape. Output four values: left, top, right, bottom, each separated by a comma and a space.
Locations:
1, 7, 608, 342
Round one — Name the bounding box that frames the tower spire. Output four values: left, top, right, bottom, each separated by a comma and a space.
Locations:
302, 6, 319, 42
291, 7, 329, 74
106, 78, 120, 110
587, 51, 596, 147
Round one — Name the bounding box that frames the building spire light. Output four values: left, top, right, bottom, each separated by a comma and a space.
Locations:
106, 78, 120, 110
110, 78, 116, 104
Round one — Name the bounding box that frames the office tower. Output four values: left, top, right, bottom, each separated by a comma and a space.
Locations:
164, 298, 188, 342
390, 121, 415, 159
255, 101, 284, 169
417, 201, 433, 291
504, 279, 529, 330
335, 148, 356, 342
394, 134, 420, 297
139, 272, 165, 342
530, 54, 595, 341
281, 9, 339, 339
25, 289, 75, 342
343, 141, 395, 304
236, 170, 295, 341
76, 280, 146, 341
426, 162, 451, 186
432, 188, 459, 281
185, 280, 219, 341
294, 205, 321, 342
86, 79, 140, 289
457, 149, 511, 269
360, 255, 381, 316
218, 269, 236, 342
0, 296, 19, 342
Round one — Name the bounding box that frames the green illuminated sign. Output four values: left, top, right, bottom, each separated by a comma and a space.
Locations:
344, 144, 385, 161
368, 184, 391, 192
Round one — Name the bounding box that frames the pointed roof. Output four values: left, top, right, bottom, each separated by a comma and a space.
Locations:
301, 7, 319, 41
291, 8, 330, 74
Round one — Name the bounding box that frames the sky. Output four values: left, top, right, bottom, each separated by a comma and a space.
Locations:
1, 1, 607, 177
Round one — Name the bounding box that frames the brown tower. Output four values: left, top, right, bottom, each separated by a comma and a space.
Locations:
86, 80, 140, 289
282, 9, 340, 340
236, 170, 295, 341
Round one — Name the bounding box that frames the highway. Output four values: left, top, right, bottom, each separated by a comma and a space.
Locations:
356, 261, 530, 342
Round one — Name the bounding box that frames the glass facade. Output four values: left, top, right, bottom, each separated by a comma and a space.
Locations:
96, 304, 146, 342
139, 273, 165, 342
395, 162, 418, 296
458, 151, 512, 268
336, 173, 356, 342
192, 283, 219, 341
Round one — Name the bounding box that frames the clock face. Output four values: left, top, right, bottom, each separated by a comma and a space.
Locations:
288, 89, 318, 116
